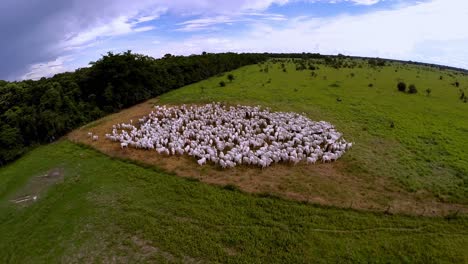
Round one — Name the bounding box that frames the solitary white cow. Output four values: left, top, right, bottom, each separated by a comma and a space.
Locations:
197, 157, 207, 166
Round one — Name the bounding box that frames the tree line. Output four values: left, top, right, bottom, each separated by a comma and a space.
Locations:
0, 51, 266, 165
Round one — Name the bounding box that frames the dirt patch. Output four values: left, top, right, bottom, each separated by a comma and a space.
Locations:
68, 99, 468, 217
10, 167, 65, 206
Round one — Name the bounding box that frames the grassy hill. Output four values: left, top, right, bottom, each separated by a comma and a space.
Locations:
1, 141, 467, 263
1, 58, 468, 262
158, 59, 468, 203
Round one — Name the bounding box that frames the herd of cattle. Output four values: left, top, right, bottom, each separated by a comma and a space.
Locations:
98, 103, 352, 168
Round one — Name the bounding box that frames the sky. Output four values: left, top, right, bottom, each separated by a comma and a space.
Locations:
1, 0, 467, 81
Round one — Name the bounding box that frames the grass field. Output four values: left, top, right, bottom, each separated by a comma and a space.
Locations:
158, 59, 468, 203
2, 58, 468, 262
68, 59, 468, 216
0, 141, 467, 263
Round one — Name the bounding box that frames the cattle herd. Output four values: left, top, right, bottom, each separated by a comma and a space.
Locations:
103, 103, 352, 168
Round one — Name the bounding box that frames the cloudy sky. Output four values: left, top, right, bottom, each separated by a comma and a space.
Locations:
2, 0, 467, 81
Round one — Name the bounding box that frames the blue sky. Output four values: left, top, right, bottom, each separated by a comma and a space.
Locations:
1, 0, 466, 80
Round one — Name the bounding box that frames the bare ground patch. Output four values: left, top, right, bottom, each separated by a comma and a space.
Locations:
9, 167, 65, 206
68, 99, 468, 216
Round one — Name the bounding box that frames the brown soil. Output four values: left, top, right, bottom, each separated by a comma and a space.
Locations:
68, 99, 468, 217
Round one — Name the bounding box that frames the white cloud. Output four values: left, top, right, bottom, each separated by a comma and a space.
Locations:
176, 12, 287, 32
19, 0, 468, 80
21, 56, 74, 80
49, 0, 383, 50
20, 0, 383, 79
176, 16, 238, 32
133, 26, 156, 32
159, 0, 468, 69
61, 6, 165, 51
349, 0, 381, 5
64, 16, 133, 48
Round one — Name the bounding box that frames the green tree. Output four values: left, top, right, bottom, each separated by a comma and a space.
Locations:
104, 83, 114, 104
425, 88, 432, 96
408, 84, 418, 94
40, 84, 62, 111
0, 124, 24, 164
397, 82, 406, 92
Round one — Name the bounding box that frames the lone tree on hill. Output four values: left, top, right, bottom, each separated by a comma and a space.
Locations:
408, 84, 418, 94
425, 88, 432, 96
227, 74, 235, 82
397, 82, 407, 92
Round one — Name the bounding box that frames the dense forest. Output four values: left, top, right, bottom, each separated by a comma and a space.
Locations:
0, 51, 266, 165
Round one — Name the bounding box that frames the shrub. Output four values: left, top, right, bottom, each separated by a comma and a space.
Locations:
227, 74, 234, 82
397, 82, 406, 92
408, 84, 418, 94
425, 88, 431, 96
219, 81, 226, 87
368, 83, 374, 87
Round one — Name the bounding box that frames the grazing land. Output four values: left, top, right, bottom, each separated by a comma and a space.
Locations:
0, 141, 467, 263
70, 59, 468, 216
2, 58, 468, 262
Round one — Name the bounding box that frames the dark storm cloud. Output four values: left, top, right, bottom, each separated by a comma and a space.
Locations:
0, 0, 71, 80
0, 0, 155, 80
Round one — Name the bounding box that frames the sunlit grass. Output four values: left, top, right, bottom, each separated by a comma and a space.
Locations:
159, 60, 468, 202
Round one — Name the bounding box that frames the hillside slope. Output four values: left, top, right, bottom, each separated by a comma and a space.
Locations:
69, 59, 468, 215
2, 57, 468, 262
0, 141, 467, 263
